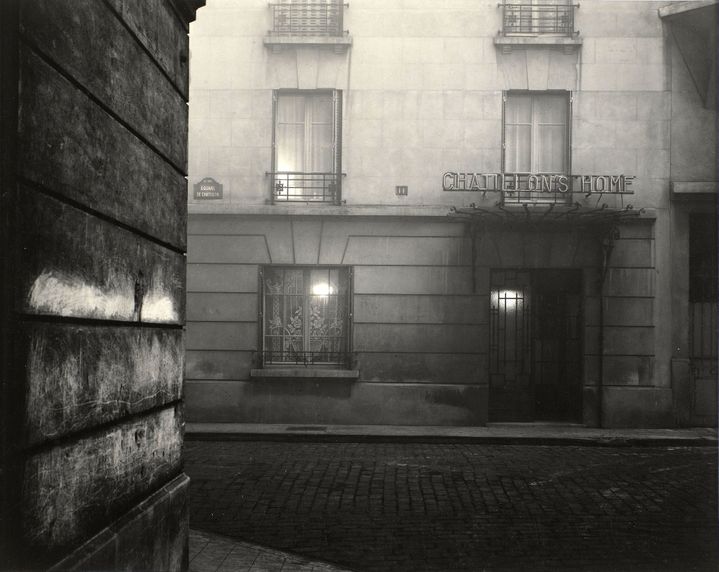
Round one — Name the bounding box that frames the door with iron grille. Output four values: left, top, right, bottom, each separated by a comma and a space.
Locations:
689, 214, 717, 421
490, 269, 582, 422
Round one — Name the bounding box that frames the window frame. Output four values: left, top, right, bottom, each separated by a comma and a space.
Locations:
501, 90, 572, 202
258, 265, 353, 368
270, 89, 343, 204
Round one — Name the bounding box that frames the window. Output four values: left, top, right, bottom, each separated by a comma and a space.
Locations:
503, 91, 569, 203
261, 266, 351, 366
271, 90, 342, 203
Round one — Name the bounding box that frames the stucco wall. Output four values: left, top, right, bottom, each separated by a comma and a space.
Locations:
188, 0, 670, 210
185, 0, 696, 428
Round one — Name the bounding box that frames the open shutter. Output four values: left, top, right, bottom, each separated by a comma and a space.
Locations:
332, 90, 343, 202
270, 91, 278, 203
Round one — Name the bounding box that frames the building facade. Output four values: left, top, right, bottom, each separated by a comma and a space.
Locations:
186, 0, 717, 428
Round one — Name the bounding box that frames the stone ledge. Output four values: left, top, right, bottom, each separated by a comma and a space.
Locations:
264, 34, 352, 52
251, 368, 360, 380
188, 203, 455, 218
494, 35, 582, 53
671, 181, 718, 200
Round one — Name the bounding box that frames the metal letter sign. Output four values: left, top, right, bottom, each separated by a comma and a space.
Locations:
193, 177, 223, 200
442, 172, 635, 195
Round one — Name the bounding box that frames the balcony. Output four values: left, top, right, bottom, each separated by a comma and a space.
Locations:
270, 171, 342, 204
500, 173, 573, 206
264, 0, 352, 52
495, 1, 581, 52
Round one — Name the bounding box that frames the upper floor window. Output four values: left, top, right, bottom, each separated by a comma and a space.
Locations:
261, 266, 351, 366
271, 90, 342, 203
269, 0, 345, 37
503, 91, 569, 203
500, 0, 576, 37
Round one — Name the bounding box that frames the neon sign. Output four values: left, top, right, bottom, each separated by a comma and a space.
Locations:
442, 173, 634, 194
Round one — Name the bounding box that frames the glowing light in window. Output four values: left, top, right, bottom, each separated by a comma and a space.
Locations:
312, 282, 333, 296
491, 289, 522, 312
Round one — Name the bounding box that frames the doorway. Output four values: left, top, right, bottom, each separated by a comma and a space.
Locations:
489, 269, 583, 422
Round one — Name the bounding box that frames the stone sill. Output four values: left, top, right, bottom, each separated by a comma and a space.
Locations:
250, 368, 360, 380
188, 203, 454, 218
494, 35, 582, 53
264, 35, 352, 52
671, 181, 718, 200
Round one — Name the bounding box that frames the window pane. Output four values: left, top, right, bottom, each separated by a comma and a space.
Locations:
277, 95, 306, 172
505, 95, 532, 124
534, 95, 567, 124
277, 123, 305, 172
277, 95, 305, 123
536, 124, 565, 172
309, 123, 333, 172
309, 94, 333, 124
505, 124, 532, 172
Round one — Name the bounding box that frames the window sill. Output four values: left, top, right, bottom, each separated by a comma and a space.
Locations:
671, 181, 718, 201
264, 35, 352, 53
250, 368, 360, 380
494, 35, 582, 53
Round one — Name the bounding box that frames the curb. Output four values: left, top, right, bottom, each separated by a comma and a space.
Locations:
184, 431, 718, 447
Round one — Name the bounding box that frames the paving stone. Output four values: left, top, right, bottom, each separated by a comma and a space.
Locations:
186, 442, 717, 571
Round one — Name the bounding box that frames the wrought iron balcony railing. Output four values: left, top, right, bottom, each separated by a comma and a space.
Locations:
269, 0, 345, 37
270, 171, 342, 203
500, 1, 577, 36
500, 173, 573, 205
259, 350, 352, 367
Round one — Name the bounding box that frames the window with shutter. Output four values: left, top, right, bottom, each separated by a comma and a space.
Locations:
271, 90, 342, 203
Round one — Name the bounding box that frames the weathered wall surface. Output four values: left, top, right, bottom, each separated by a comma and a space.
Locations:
188, 0, 669, 210
1, 0, 203, 568
185, 0, 681, 427
663, 3, 718, 428
186, 215, 487, 425
186, 215, 660, 426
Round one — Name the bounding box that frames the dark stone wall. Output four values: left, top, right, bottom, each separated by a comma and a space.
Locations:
0, 0, 204, 569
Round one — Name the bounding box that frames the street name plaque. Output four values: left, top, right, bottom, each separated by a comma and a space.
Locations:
193, 177, 223, 200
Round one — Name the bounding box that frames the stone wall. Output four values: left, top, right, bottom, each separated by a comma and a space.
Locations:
0, 0, 203, 568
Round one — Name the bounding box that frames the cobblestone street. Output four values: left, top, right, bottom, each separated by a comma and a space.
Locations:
185, 441, 717, 571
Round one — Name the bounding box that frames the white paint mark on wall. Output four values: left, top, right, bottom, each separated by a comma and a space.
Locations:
27, 271, 179, 322
28, 271, 133, 320
142, 293, 177, 322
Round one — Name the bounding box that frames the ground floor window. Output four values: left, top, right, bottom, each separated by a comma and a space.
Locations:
261, 266, 351, 365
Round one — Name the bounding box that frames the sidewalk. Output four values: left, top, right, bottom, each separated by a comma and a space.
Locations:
186, 422, 717, 446
189, 529, 353, 572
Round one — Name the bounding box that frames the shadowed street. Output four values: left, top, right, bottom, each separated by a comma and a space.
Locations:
186, 441, 717, 571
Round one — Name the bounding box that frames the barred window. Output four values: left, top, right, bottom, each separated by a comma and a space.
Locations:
261, 266, 351, 366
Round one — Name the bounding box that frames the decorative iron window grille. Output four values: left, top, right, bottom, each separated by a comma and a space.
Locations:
500, 0, 577, 37
258, 350, 352, 368
260, 266, 351, 366
269, 0, 345, 37
270, 171, 342, 203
